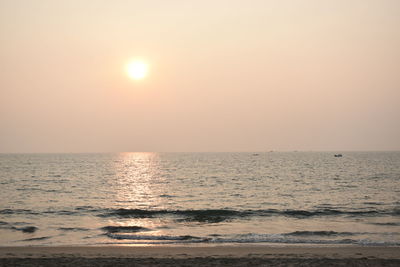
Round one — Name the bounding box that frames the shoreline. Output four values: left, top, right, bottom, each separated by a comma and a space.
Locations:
0, 246, 399, 266
1, 245, 399, 258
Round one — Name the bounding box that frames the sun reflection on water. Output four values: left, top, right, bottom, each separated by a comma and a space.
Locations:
112, 152, 165, 208
106, 152, 169, 240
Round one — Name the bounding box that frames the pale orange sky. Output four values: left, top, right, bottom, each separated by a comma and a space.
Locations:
1, 0, 399, 152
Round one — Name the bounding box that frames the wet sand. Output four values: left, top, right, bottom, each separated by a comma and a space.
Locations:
0, 246, 399, 266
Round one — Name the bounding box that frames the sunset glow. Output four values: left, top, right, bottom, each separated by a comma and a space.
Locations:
0, 1, 400, 260
126, 60, 149, 80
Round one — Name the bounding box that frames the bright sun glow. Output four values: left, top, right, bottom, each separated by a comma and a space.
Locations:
126, 60, 149, 80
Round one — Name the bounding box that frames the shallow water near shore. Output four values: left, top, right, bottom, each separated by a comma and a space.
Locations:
0, 152, 399, 246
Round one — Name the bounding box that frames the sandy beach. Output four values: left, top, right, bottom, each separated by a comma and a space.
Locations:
0, 246, 399, 266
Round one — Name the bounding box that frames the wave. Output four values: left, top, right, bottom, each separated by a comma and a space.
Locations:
58, 227, 89, 232
21, 236, 51, 242
101, 226, 150, 233
0, 222, 38, 233
13, 226, 38, 233
104, 232, 400, 246
284, 231, 355, 236
43, 210, 79, 215
2, 207, 399, 223
0, 209, 80, 216
0, 209, 40, 215
107, 233, 205, 241
211, 236, 400, 246
97, 208, 400, 222
370, 222, 400, 226
98, 208, 244, 223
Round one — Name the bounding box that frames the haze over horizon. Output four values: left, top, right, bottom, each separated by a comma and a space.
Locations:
1, 0, 399, 153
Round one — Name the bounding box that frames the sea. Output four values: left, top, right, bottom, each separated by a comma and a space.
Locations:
0, 152, 399, 246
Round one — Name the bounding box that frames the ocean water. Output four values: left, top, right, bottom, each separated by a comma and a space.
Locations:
0, 152, 399, 246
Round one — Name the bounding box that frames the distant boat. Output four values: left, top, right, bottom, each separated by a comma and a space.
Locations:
252, 153, 259, 156
334, 154, 343, 157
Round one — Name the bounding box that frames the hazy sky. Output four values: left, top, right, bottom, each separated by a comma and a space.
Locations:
1, 0, 399, 152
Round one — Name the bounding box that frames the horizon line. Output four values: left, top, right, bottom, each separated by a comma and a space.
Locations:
1, 150, 400, 154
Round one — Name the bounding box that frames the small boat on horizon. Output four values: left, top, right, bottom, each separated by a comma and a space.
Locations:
334, 154, 343, 157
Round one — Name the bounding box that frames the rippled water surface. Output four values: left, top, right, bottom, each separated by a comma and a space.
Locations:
0, 152, 399, 246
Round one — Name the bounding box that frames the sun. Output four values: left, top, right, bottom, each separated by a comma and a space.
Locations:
126, 60, 149, 80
